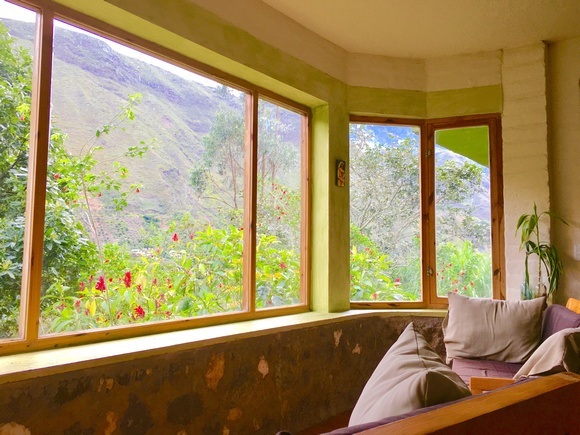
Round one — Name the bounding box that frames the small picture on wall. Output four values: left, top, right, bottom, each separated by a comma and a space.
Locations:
336, 159, 346, 187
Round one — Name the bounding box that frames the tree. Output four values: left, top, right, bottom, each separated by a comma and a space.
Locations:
0, 24, 100, 336
0, 23, 151, 335
349, 123, 490, 300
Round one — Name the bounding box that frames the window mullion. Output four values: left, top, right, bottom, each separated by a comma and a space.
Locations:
422, 123, 437, 306
299, 115, 310, 305
489, 117, 505, 299
20, 8, 54, 341
242, 92, 258, 312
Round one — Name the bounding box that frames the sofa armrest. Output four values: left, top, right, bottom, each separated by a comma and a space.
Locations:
469, 376, 515, 394
357, 373, 580, 434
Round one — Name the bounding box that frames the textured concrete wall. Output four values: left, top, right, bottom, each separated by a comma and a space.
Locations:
0, 315, 443, 434
501, 44, 550, 299
547, 36, 580, 305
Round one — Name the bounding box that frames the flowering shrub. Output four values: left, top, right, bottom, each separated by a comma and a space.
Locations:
436, 240, 491, 298
42, 224, 300, 332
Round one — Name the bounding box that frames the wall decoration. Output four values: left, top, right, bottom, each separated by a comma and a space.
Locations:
336, 159, 346, 187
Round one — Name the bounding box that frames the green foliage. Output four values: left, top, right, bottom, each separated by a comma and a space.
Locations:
0, 21, 306, 335
349, 124, 492, 302
516, 203, 568, 296
42, 223, 300, 331
436, 241, 491, 298
350, 225, 419, 301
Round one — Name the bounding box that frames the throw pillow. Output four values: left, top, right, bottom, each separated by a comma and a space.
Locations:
349, 322, 471, 426
514, 327, 580, 379
442, 292, 545, 364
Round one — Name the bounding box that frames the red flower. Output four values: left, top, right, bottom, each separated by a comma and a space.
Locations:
136, 188, 140, 193
53, 173, 60, 179
136, 284, 143, 294
95, 276, 106, 292
172, 233, 179, 242
134, 306, 145, 318
153, 278, 158, 286
279, 262, 287, 269
394, 277, 400, 283
79, 282, 85, 291
123, 271, 132, 288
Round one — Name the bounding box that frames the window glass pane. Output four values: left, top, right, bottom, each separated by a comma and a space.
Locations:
434, 126, 492, 298
349, 124, 421, 302
40, 21, 247, 334
256, 99, 303, 308
0, 2, 36, 339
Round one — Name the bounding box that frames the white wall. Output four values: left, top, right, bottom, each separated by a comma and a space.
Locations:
501, 44, 551, 299
547, 36, 580, 304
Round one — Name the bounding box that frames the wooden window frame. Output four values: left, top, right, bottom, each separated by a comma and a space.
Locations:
1, 0, 310, 355
349, 114, 504, 309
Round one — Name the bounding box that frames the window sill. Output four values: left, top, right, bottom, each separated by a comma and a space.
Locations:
0, 309, 446, 384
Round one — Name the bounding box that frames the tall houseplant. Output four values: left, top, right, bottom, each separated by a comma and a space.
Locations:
516, 203, 568, 299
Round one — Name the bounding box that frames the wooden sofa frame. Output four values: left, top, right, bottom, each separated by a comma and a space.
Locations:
358, 372, 580, 434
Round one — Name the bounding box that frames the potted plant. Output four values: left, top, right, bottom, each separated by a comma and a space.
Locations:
516, 203, 568, 299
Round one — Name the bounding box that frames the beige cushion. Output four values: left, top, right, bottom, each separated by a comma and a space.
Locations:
442, 292, 545, 364
514, 327, 580, 379
349, 322, 471, 426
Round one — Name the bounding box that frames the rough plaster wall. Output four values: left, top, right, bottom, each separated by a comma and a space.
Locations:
501, 44, 550, 300
347, 54, 426, 91
185, 0, 349, 83
547, 37, 580, 304
0, 316, 444, 434
425, 50, 502, 92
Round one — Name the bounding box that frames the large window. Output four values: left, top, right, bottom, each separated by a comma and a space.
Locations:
349, 116, 503, 307
0, 0, 309, 349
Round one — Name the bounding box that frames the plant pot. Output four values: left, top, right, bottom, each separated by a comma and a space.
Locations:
520, 281, 546, 300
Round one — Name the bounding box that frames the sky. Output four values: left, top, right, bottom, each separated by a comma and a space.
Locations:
0, 0, 219, 88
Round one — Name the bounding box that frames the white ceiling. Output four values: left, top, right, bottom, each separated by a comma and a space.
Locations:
260, 0, 580, 58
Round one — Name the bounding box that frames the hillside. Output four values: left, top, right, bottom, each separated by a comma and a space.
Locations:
3, 19, 285, 243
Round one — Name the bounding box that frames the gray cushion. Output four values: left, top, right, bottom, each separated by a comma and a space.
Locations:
349, 322, 471, 425
443, 292, 545, 364
514, 327, 580, 379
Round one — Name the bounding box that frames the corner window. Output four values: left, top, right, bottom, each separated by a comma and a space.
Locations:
0, 0, 309, 349
349, 116, 503, 307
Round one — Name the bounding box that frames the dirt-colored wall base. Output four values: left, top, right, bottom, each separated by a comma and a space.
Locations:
0, 315, 444, 434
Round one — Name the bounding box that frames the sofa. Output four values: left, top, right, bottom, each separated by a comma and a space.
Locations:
449, 299, 580, 386
324, 372, 580, 434
322, 296, 580, 434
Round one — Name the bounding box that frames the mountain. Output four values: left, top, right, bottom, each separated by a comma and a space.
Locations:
2, 18, 297, 243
